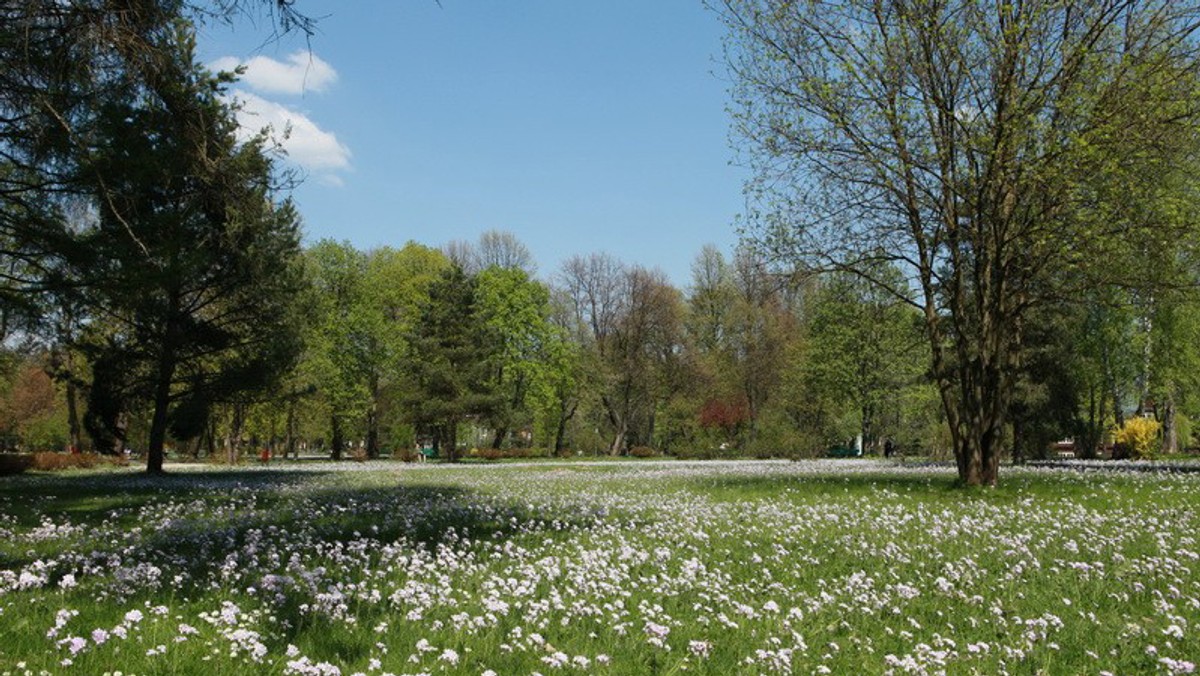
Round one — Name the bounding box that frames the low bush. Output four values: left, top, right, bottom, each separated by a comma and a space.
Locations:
628, 446, 658, 458
672, 447, 718, 460
0, 453, 33, 475
473, 448, 505, 461
392, 448, 419, 463
29, 452, 124, 471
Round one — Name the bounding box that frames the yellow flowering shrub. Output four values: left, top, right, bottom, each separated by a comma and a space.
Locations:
1114, 416, 1161, 460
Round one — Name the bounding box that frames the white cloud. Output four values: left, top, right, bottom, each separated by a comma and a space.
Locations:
211, 51, 337, 96
229, 90, 351, 173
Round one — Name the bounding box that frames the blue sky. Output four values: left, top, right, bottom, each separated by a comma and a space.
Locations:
198, 1, 746, 286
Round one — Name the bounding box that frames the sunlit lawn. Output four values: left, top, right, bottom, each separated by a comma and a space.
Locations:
1, 460, 1198, 675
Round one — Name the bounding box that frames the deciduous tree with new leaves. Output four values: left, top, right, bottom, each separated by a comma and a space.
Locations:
718, 0, 1200, 484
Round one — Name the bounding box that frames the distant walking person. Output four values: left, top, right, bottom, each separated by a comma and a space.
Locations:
884, 438, 895, 459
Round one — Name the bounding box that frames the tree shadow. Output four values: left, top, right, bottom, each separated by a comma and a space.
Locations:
0, 468, 334, 526
0, 467, 599, 614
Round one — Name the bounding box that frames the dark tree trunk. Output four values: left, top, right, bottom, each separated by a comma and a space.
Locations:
65, 376, 82, 453
226, 403, 245, 464
285, 398, 297, 460
205, 416, 217, 459
112, 412, 128, 456
1011, 415, 1025, 465
554, 401, 577, 454
366, 376, 380, 459
861, 403, 874, 456
366, 410, 379, 459
330, 415, 344, 461
146, 350, 177, 474
1079, 386, 1103, 460
490, 426, 507, 450
954, 417, 1003, 487
444, 419, 459, 463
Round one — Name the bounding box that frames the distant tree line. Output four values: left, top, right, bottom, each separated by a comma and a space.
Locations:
13, 217, 1200, 470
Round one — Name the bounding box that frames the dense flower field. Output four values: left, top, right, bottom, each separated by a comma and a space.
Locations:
1, 459, 1198, 675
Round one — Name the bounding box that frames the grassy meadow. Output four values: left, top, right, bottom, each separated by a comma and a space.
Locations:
1, 459, 1198, 675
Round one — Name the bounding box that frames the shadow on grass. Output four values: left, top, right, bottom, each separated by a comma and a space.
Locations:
0, 468, 335, 527
0, 467, 600, 643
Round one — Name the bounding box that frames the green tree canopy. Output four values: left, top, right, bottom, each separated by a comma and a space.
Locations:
76, 22, 303, 472
719, 0, 1200, 484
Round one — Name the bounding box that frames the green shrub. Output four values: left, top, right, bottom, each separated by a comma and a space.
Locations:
744, 411, 822, 459
628, 446, 657, 458
392, 448, 419, 463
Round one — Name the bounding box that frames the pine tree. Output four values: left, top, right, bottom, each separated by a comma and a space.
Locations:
77, 22, 303, 473
402, 266, 502, 462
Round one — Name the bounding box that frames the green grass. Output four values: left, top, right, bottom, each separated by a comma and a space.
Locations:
1, 460, 1198, 674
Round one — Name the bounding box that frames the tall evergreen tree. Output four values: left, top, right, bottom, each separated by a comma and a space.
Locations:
402, 266, 502, 462
77, 22, 303, 473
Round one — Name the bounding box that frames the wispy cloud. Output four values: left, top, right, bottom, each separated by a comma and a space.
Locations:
211, 51, 350, 185
230, 91, 351, 173
211, 51, 337, 96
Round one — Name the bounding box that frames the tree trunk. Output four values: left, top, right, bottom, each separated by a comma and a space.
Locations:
109, 411, 128, 457
205, 416, 216, 459
444, 419, 459, 463
861, 403, 874, 456
1162, 394, 1178, 455
609, 419, 627, 456
490, 426, 507, 450
330, 415, 344, 461
554, 401, 576, 454
285, 398, 297, 460
65, 378, 82, 453
600, 393, 629, 456
146, 351, 177, 474
366, 377, 380, 458
226, 403, 245, 465
366, 409, 379, 459
954, 416, 1003, 487
1080, 386, 1100, 460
